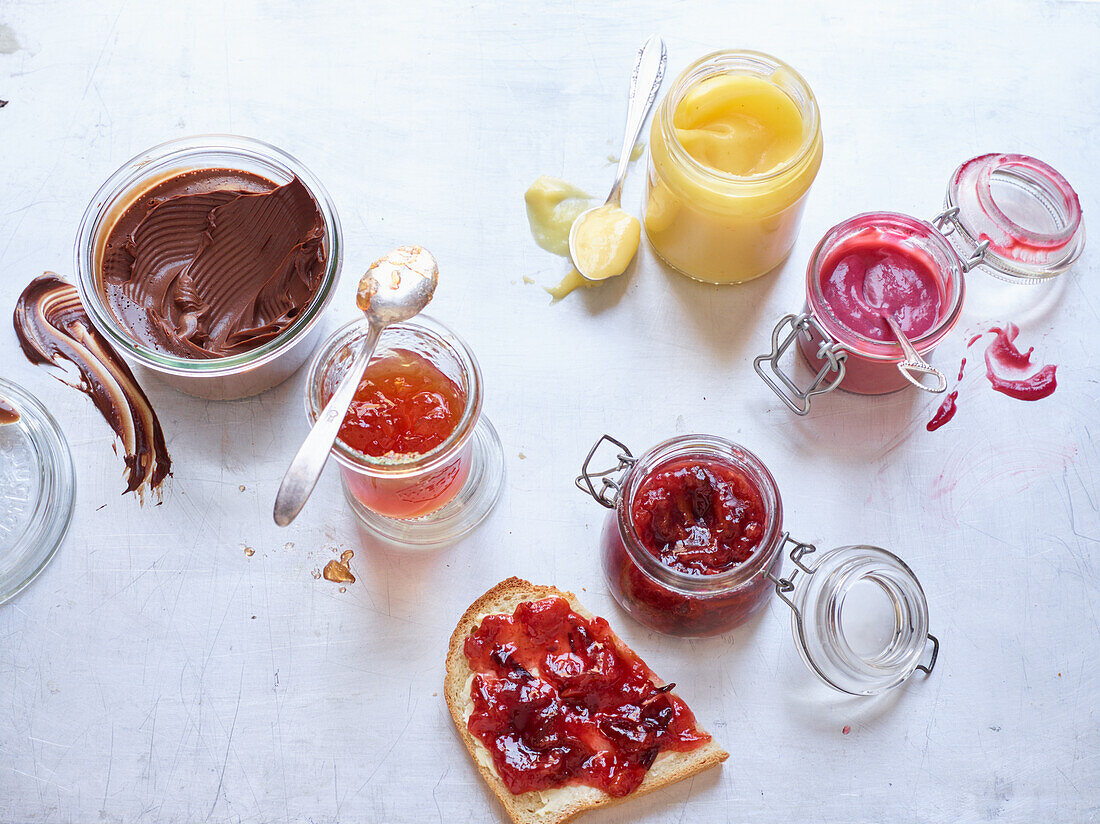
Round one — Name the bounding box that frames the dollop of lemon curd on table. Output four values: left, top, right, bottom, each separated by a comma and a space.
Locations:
524, 176, 591, 257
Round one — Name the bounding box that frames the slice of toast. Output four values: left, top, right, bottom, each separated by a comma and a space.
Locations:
444, 577, 728, 824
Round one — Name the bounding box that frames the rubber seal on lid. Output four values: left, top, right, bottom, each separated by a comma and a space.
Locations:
0, 378, 75, 604
944, 153, 1084, 283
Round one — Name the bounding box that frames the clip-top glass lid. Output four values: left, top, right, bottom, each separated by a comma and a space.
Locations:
771, 540, 938, 696
943, 152, 1085, 283
0, 378, 75, 604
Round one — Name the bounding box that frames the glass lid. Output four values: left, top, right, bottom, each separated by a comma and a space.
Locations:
771, 540, 938, 696
0, 378, 75, 604
943, 153, 1084, 283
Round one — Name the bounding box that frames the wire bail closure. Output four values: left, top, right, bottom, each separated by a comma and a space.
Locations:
932, 206, 989, 273
575, 434, 637, 509
765, 533, 819, 611
753, 313, 848, 416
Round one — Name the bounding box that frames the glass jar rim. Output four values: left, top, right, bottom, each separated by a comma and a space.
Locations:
787, 544, 931, 695
659, 49, 822, 187
805, 211, 966, 360
0, 378, 75, 605
73, 134, 343, 376
304, 314, 483, 477
945, 152, 1085, 282
614, 434, 785, 595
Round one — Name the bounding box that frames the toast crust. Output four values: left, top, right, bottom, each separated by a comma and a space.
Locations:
444, 577, 728, 824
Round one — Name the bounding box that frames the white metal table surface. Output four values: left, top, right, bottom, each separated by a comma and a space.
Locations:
1, 1, 1098, 822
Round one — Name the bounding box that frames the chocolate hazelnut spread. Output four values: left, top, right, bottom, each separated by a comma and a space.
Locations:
100, 169, 327, 359
14, 274, 171, 497
0, 397, 19, 425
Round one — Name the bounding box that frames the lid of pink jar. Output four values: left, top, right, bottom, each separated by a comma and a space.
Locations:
944, 153, 1084, 283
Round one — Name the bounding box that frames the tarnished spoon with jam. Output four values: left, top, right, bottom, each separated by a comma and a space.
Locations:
273, 246, 438, 527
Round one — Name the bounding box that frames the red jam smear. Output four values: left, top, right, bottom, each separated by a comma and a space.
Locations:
464, 597, 709, 797
819, 233, 944, 342
337, 348, 465, 457
629, 456, 767, 575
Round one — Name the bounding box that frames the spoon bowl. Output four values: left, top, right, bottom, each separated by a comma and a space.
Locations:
357, 245, 439, 325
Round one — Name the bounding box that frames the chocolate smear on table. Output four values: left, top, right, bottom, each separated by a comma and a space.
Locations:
14, 273, 172, 498
0, 396, 19, 424
0, 100, 8, 108
100, 169, 327, 358
323, 549, 355, 584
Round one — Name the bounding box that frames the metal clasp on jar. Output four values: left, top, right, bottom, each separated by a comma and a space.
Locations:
576, 434, 637, 509
753, 313, 848, 416
932, 206, 989, 273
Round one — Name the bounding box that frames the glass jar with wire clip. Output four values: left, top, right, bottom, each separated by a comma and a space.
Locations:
578, 432, 939, 695
754, 153, 1084, 414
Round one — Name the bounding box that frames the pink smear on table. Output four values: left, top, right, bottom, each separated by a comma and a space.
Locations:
984, 323, 1057, 401
926, 391, 959, 431
925, 324, 1056, 432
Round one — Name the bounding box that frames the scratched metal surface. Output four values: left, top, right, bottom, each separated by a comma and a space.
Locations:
1, 1, 1098, 821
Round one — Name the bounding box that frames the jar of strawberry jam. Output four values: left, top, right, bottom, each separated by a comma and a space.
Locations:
755, 153, 1084, 413
578, 434, 786, 637
306, 315, 504, 546
578, 433, 941, 695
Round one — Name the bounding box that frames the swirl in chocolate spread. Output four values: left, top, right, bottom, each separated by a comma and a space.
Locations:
100, 169, 327, 358
14, 274, 171, 497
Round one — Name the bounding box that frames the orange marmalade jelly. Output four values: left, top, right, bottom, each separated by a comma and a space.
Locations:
338, 348, 465, 457
465, 597, 709, 796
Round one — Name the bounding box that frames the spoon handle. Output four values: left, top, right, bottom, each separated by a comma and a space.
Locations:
607, 34, 667, 205
885, 315, 948, 394
273, 322, 383, 526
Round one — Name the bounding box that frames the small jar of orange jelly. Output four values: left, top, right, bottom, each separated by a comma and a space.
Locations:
305, 316, 504, 547
645, 50, 823, 284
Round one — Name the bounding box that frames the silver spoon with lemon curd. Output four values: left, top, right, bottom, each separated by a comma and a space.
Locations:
565, 35, 666, 291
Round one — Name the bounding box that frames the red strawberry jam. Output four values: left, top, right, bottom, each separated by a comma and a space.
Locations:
464, 597, 709, 797
337, 348, 464, 457
630, 457, 767, 574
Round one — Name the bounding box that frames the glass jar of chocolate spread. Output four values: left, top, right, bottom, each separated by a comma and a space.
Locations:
755, 153, 1084, 413
578, 433, 940, 695
75, 135, 343, 400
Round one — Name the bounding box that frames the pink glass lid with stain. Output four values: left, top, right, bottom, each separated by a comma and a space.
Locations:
945, 153, 1084, 283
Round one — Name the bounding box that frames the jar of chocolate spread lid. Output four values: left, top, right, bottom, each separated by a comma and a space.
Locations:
755, 153, 1084, 413
0, 378, 75, 604
578, 433, 940, 696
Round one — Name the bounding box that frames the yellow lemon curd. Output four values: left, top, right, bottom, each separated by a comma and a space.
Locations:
645, 53, 822, 284
524, 176, 591, 257
571, 204, 641, 281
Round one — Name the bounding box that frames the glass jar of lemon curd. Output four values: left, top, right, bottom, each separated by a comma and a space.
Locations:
645, 50, 823, 284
